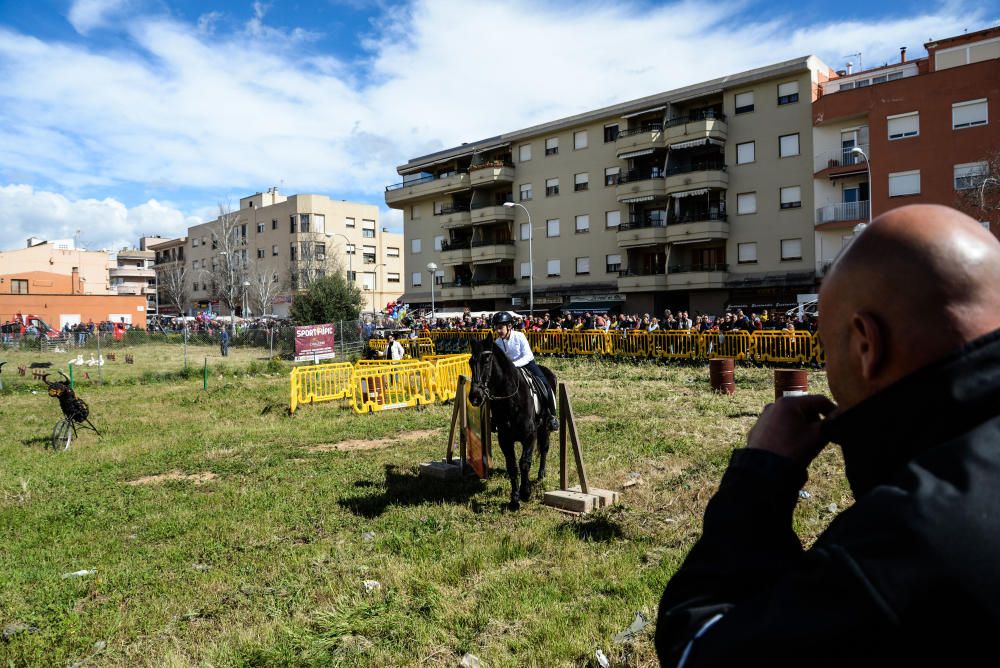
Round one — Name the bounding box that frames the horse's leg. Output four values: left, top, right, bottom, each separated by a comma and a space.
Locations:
536, 426, 549, 480
519, 434, 536, 502
498, 434, 520, 510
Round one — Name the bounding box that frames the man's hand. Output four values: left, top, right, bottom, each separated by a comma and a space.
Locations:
746, 395, 837, 466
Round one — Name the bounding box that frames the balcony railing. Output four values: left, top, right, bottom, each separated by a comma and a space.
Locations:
813, 143, 870, 173
667, 210, 728, 225
618, 269, 665, 277
618, 168, 665, 184
665, 110, 726, 127
440, 239, 471, 251
470, 200, 512, 210
470, 160, 515, 170
816, 200, 870, 224
441, 278, 515, 288
470, 239, 515, 247
620, 215, 667, 231
669, 263, 729, 273
618, 123, 663, 138
386, 171, 466, 192
665, 160, 726, 176
435, 205, 467, 216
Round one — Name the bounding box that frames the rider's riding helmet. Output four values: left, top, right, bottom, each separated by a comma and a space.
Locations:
491, 312, 514, 328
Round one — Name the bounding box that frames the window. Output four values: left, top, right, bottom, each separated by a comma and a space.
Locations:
780, 238, 802, 260
780, 186, 802, 209
272, 244, 279, 256
575, 215, 590, 233
606, 253, 622, 273
547, 259, 561, 277
192, 238, 200, 247
887, 112, 919, 139
345, 216, 356, 228
289, 216, 297, 233
520, 222, 531, 241
604, 124, 619, 142
363, 245, 376, 264
362, 229, 375, 238
575, 257, 590, 275
574, 172, 589, 191
362, 219, 375, 230
605, 166, 620, 186
347, 271, 356, 282
346, 244, 356, 255
779, 133, 800, 157
889, 170, 921, 197
735, 91, 754, 114
520, 262, 531, 278
546, 219, 560, 237
272, 218, 278, 230
545, 137, 559, 155
410, 205, 420, 220
11, 279, 27, 294
257, 248, 265, 259
387, 272, 400, 283
546, 177, 560, 196
519, 183, 533, 201
411, 238, 422, 253
955, 162, 987, 190
777, 81, 799, 105
290, 244, 297, 261
737, 243, 757, 264
299, 215, 309, 233
519, 143, 532, 162
573, 130, 588, 150
315, 242, 326, 259
737, 141, 755, 164
386, 246, 400, 257
412, 272, 422, 287
606, 210, 621, 228
952, 99, 988, 129
257, 222, 264, 233
736, 192, 757, 214
434, 235, 445, 251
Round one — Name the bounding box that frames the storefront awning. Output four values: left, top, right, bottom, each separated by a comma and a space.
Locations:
619, 195, 656, 204
671, 188, 710, 198
618, 148, 656, 159
472, 258, 504, 265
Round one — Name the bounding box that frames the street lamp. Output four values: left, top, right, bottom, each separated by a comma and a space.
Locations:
503, 201, 533, 315
426, 262, 438, 321
850, 146, 873, 227
242, 280, 250, 320
328, 232, 353, 283
371, 262, 387, 322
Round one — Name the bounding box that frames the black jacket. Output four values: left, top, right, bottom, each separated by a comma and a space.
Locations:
656, 328, 1000, 667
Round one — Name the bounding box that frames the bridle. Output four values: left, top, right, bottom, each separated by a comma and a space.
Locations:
472, 347, 519, 402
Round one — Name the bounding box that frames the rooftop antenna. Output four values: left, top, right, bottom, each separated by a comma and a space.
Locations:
842, 51, 862, 71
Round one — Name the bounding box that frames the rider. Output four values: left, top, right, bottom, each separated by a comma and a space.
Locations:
491, 312, 560, 431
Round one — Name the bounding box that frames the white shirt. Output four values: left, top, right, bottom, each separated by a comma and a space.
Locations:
495, 330, 535, 368
387, 340, 405, 360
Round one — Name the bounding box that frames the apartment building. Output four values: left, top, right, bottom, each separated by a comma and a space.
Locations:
387, 57, 833, 315
156, 189, 404, 317
812, 26, 1000, 274
110, 247, 156, 312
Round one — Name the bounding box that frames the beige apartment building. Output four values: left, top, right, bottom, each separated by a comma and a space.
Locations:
110, 247, 156, 312
155, 189, 404, 317
387, 57, 832, 315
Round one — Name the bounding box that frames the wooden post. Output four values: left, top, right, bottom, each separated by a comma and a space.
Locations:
561, 382, 589, 494
445, 375, 466, 464
559, 383, 568, 491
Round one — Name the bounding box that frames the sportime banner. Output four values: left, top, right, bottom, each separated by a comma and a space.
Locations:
294, 323, 337, 362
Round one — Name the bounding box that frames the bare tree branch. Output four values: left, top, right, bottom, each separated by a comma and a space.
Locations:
200, 202, 248, 328
159, 262, 188, 316
248, 264, 283, 317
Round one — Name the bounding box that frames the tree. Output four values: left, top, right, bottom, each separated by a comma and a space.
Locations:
247, 264, 282, 317
956, 147, 1000, 231
158, 262, 188, 317
290, 223, 338, 291
290, 272, 364, 325
201, 203, 248, 330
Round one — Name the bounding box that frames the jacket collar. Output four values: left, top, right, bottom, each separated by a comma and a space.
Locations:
822, 328, 1000, 498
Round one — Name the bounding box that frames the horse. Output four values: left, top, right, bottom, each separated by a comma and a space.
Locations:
468, 336, 557, 510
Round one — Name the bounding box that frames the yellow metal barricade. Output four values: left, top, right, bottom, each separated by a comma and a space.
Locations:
649, 330, 700, 360
424, 354, 472, 402
367, 338, 388, 353
564, 330, 608, 355
752, 331, 814, 364
608, 330, 649, 358
289, 362, 355, 413
811, 332, 826, 366
528, 330, 566, 355
351, 360, 436, 413
700, 331, 753, 360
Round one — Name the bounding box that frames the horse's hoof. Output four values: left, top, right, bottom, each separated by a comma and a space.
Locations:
508, 499, 521, 511
520, 484, 532, 502
537, 469, 546, 481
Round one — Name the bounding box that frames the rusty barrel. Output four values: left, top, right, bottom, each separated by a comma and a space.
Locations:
774, 369, 809, 401
709, 357, 736, 395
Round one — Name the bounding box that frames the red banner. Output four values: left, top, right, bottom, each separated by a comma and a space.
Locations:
294, 323, 337, 362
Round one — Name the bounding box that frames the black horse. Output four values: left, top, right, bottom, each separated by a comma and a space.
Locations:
468, 336, 557, 510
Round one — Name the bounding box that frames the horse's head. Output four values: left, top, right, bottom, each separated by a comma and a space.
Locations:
468, 335, 494, 407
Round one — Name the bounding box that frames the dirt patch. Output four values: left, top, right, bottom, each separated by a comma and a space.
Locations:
307, 429, 440, 453
126, 471, 218, 486
574, 415, 607, 424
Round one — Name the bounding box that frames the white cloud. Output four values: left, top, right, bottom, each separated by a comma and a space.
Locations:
0, 185, 201, 251
0, 0, 994, 228
67, 0, 129, 34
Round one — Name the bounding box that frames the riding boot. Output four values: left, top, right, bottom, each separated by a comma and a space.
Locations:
546, 390, 559, 432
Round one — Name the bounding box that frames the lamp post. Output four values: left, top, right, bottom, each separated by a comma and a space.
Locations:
503, 201, 533, 315
328, 232, 353, 283
850, 146, 873, 228
427, 262, 438, 321
242, 280, 250, 320
371, 262, 387, 322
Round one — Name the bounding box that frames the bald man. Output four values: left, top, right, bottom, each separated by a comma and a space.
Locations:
656, 205, 1000, 667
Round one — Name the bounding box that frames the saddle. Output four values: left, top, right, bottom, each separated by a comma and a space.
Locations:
518, 368, 545, 415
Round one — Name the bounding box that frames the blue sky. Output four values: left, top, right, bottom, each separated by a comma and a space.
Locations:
0, 0, 995, 251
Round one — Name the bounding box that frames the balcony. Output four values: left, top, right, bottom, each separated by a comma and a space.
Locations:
469, 162, 515, 187
813, 144, 869, 177
110, 267, 156, 279
439, 238, 472, 265
666, 264, 729, 290
470, 239, 517, 263
815, 201, 869, 228
617, 215, 668, 248
664, 161, 728, 195
435, 206, 472, 229
472, 278, 516, 299
617, 271, 669, 292
385, 171, 470, 206
616, 169, 667, 203
470, 204, 515, 225
665, 211, 729, 244
665, 110, 728, 146
440, 282, 473, 300
616, 124, 666, 158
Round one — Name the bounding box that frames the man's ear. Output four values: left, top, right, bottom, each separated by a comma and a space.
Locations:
850, 311, 886, 382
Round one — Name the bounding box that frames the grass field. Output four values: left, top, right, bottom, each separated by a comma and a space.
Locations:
0, 353, 852, 667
